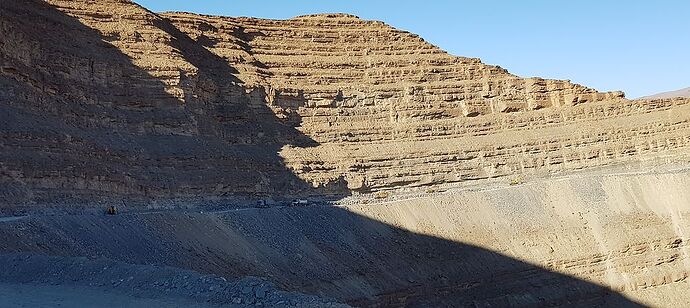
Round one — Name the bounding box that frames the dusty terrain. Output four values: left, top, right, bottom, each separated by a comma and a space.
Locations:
641, 87, 690, 99
4, 163, 690, 306
0, 254, 343, 307
2, 0, 690, 307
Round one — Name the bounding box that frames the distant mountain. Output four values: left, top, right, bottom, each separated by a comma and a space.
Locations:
641, 87, 690, 99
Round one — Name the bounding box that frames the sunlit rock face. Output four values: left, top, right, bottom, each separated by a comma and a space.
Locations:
2, 0, 690, 307
6, 0, 684, 202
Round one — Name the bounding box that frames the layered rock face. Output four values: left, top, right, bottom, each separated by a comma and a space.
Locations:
0, 0, 340, 205
2, 0, 689, 202
164, 12, 641, 192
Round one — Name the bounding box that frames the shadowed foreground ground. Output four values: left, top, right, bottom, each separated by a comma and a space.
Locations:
0, 204, 644, 307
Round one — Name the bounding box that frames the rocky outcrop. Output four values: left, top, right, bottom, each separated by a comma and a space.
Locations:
164, 12, 689, 193
2, 0, 688, 203
0, 0, 342, 205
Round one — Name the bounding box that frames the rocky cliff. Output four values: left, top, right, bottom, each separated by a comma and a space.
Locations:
0, 0, 340, 205
5, 0, 687, 204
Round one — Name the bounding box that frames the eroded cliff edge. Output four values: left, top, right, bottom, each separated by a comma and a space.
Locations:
5, 0, 687, 204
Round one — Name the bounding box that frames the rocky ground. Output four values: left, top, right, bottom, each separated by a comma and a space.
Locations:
2, 159, 689, 307
0, 284, 224, 308
0, 254, 346, 308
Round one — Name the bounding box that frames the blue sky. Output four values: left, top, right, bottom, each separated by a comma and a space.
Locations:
135, 1, 689, 98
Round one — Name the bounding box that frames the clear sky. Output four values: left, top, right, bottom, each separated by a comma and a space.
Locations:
135, 0, 689, 98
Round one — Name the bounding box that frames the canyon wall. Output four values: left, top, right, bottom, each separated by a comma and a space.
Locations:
0, 0, 342, 205
164, 13, 690, 192
3, 0, 689, 204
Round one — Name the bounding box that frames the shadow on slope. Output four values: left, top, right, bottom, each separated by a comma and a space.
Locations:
0, 1, 644, 307
0, 205, 645, 307
0, 0, 346, 207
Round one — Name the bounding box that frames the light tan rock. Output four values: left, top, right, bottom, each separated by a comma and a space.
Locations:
2, 0, 689, 201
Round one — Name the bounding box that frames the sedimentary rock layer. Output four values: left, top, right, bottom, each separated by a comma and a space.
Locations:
0, 0, 339, 204
165, 12, 652, 192
2, 0, 689, 203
